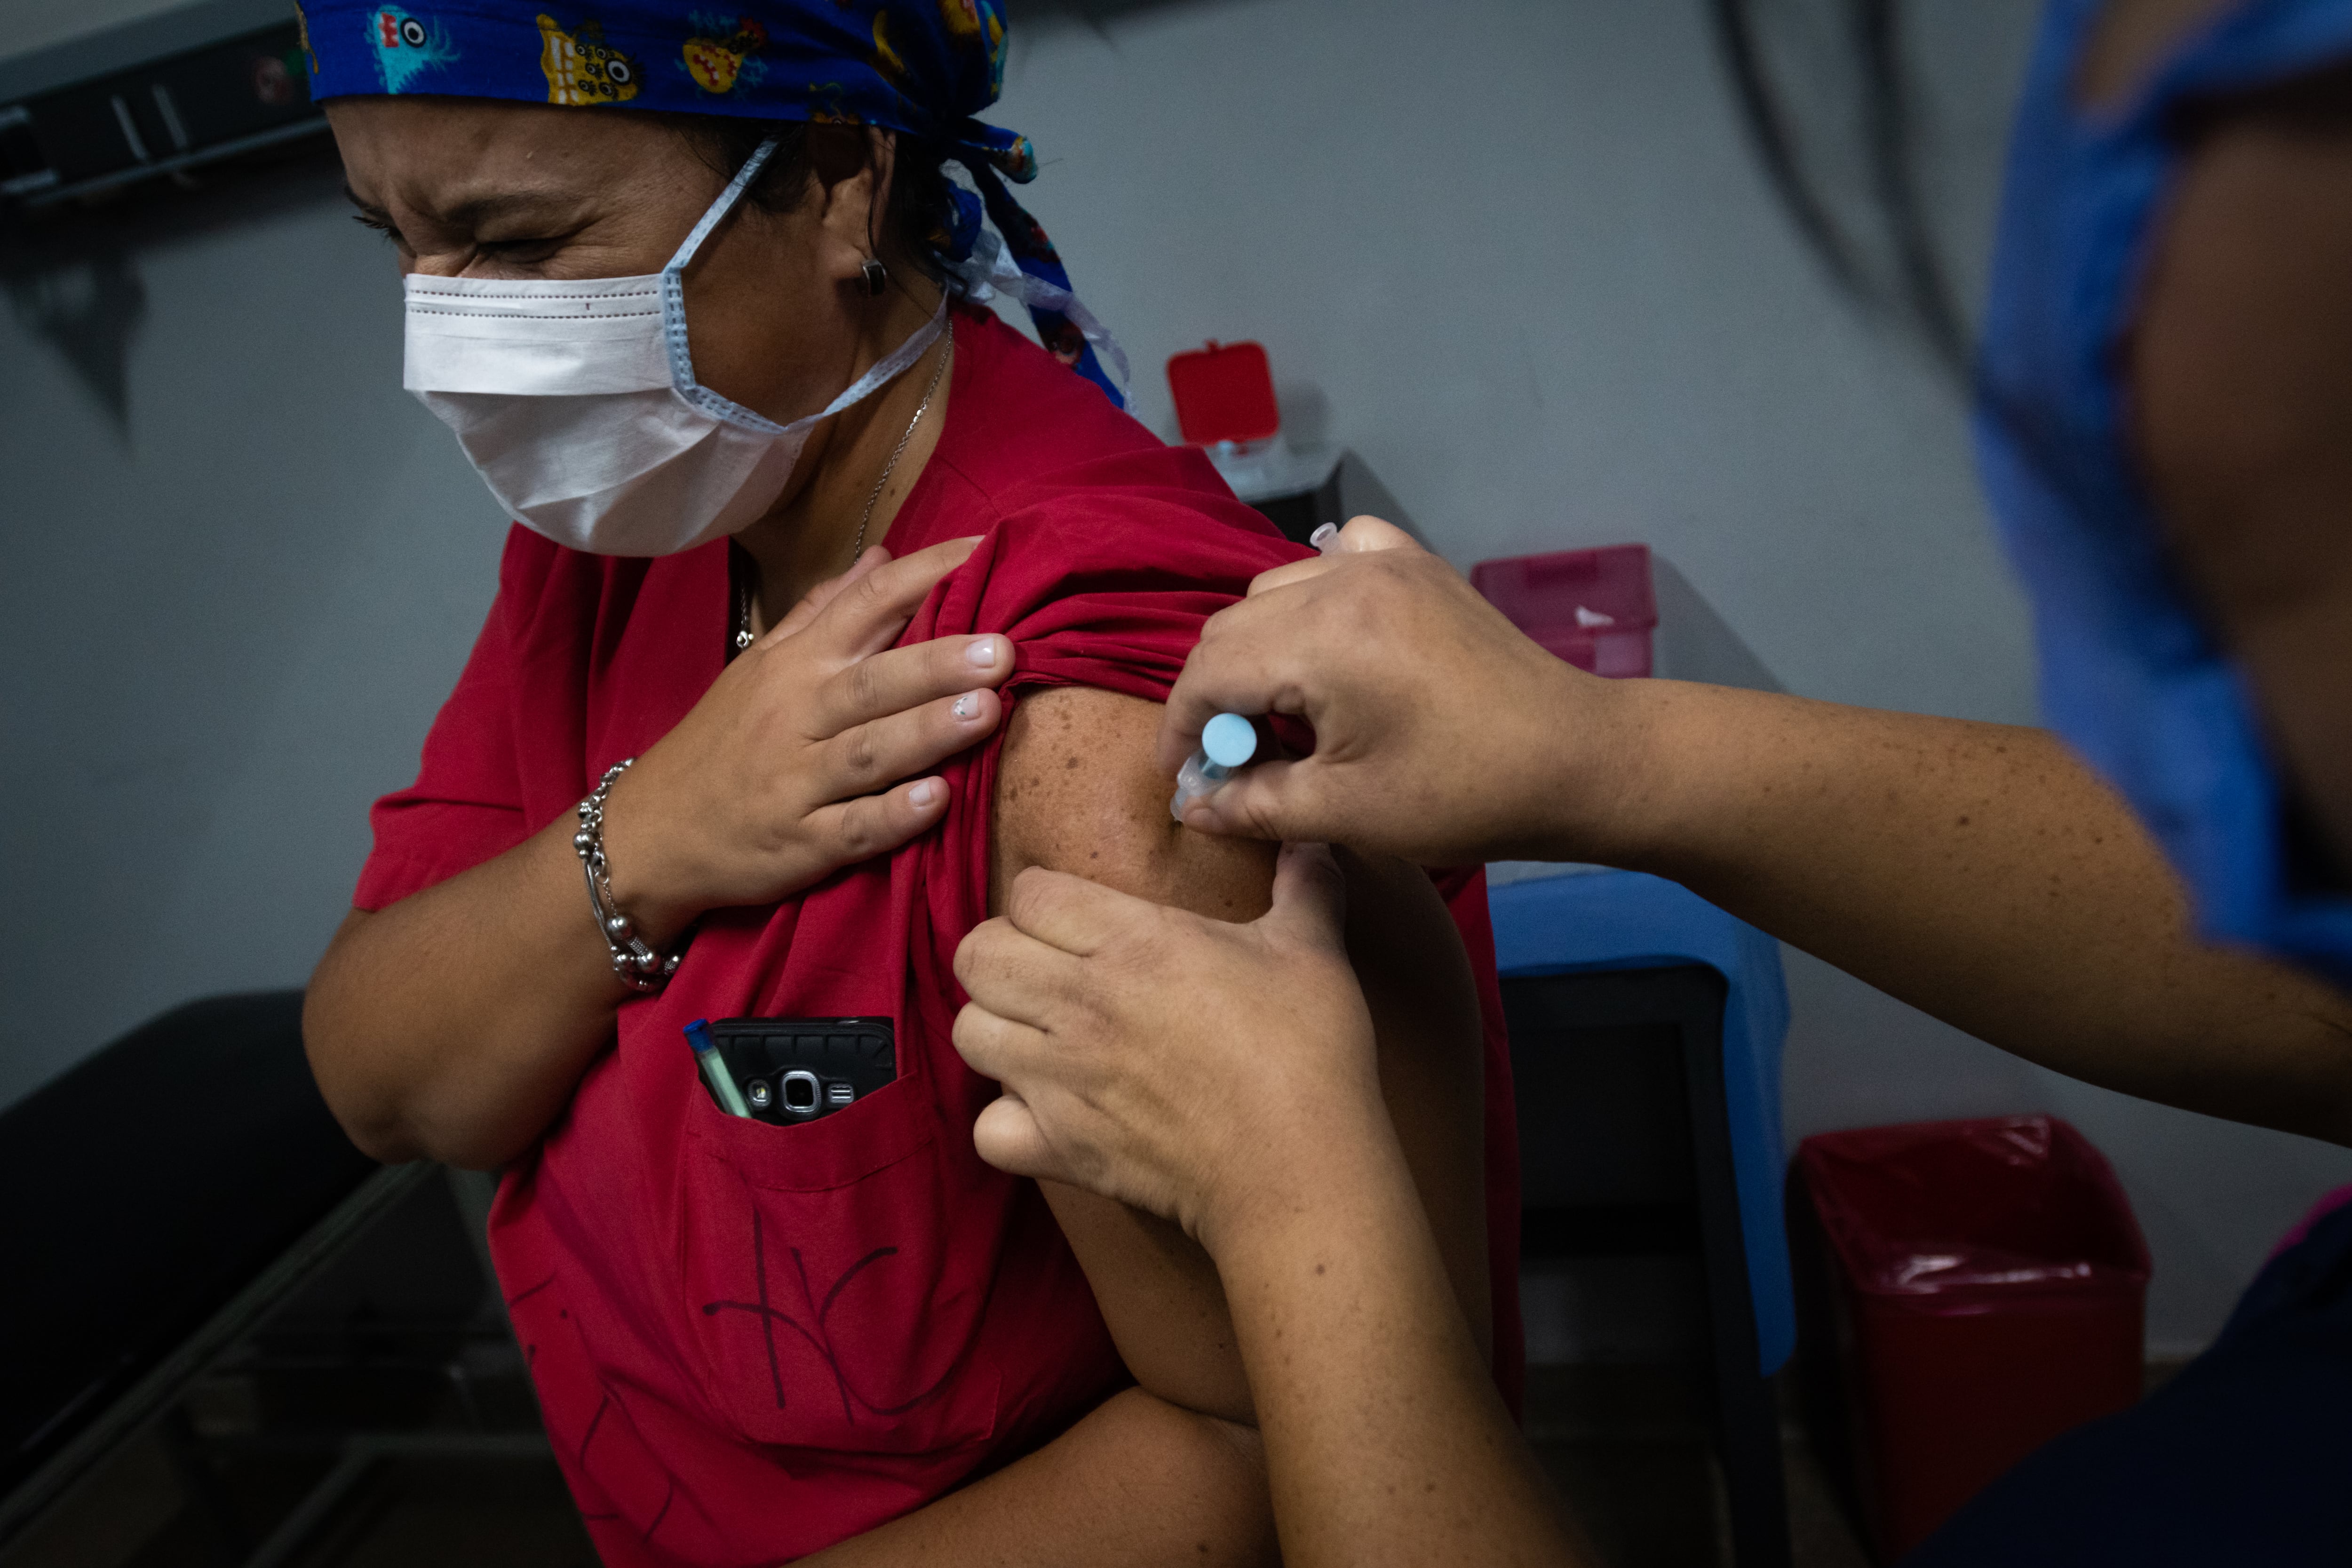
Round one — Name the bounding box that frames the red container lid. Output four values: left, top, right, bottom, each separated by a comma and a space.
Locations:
1166, 340, 1281, 446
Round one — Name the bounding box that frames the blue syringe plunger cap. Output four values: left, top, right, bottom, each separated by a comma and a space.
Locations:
1201, 712, 1258, 769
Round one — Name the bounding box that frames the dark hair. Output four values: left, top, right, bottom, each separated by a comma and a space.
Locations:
1710, 2, 2352, 517
1706, 0, 2096, 528
1707, 0, 1970, 380
671, 116, 963, 287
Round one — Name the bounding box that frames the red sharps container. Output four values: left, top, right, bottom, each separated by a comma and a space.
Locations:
1470, 544, 1658, 678
1791, 1116, 2152, 1562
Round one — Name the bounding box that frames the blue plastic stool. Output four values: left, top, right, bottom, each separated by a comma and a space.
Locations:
1490, 867, 1795, 1568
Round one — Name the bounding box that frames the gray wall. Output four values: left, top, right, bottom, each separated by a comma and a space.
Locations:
0, 0, 207, 61
5, 0, 2347, 1353
0, 159, 506, 1106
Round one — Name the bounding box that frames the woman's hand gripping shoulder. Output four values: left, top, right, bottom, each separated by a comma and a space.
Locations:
988, 685, 1493, 1424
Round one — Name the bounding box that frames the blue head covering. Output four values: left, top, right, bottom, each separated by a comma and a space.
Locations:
294, 0, 1128, 406
1977, 0, 2352, 984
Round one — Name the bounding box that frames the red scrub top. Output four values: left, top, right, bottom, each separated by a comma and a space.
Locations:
356, 309, 1524, 1567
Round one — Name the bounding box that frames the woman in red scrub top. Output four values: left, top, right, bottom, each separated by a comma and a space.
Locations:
292, 4, 1521, 1564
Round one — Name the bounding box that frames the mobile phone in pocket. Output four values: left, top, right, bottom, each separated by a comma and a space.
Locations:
683, 1017, 895, 1125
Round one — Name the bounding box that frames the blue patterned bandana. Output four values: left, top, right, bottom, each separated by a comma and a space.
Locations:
296, 0, 1126, 405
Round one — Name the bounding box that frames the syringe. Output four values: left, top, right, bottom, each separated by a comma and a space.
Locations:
1169, 711, 1261, 821
1167, 529, 1343, 822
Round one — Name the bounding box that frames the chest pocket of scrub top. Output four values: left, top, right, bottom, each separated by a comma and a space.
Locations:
677, 1065, 1001, 1456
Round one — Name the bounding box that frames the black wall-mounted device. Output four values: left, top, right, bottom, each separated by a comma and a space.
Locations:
1, 1, 329, 215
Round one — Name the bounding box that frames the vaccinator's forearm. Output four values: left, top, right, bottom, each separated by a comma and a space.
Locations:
798, 1387, 1276, 1568
1208, 1115, 1589, 1568
1604, 681, 2352, 1144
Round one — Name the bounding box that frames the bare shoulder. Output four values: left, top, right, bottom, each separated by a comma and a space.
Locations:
988, 683, 1494, 1391
987, 685, 1281, 1423
991, 685, 1276, 918
990, 685, 1479, 1024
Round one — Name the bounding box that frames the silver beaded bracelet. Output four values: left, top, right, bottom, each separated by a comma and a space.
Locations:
574, 759, 683, 994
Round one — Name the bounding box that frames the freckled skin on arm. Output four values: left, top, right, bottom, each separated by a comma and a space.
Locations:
991, 685, 1492, 1424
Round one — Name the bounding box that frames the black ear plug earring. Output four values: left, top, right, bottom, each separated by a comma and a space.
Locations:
861, 258, 887, 296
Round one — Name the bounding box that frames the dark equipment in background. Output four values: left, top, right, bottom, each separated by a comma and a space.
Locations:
0, 994, 591, 1568
1506, 963, 1793, 1568
0, 0, 328, 219
0, 993, 381, 1518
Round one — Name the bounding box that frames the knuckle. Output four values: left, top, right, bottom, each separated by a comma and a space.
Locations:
834, 801, 885, 860
845, 655, 886, 716
1128, 902, 1179, 957
1237, 793, 1284, 838
850, 564, 893, 610
836, 726, 881, 783
1009, 866, 1059, 925
956, 920, 1004, 979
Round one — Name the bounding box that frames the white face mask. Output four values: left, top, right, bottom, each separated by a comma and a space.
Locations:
402, 136, 949, 557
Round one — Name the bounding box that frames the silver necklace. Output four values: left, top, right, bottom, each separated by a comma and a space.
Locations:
733, 336, 954, 653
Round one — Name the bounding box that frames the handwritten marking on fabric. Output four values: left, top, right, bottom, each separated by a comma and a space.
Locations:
700, 1210, 959, 1425
508, 1270, 686, 1550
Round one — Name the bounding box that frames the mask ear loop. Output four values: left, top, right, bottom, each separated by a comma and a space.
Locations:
663, 134, 781, 275
659, 135, 784, 423
660, 133, 948, 435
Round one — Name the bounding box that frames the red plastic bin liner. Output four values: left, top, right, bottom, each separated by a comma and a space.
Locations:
1470, 544, 1657, 678
1795, 1116, 2150, 1563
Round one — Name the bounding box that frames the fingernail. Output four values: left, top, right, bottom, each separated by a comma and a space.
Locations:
966, 636, 1000, 669
911, 780, 940, 807
953, 692, 981, 721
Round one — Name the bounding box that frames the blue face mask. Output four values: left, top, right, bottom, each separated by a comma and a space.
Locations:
1976, 0, 2352, 987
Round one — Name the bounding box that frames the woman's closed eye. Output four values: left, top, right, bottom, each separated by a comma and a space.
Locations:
344, 189, 585, 274
467, 233, 575, 270
350, 208, 408, 252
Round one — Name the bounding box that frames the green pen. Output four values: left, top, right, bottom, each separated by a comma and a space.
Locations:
683, 1019, 753, 1118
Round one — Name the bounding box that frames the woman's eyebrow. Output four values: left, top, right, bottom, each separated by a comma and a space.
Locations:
440, 190, 573, 229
